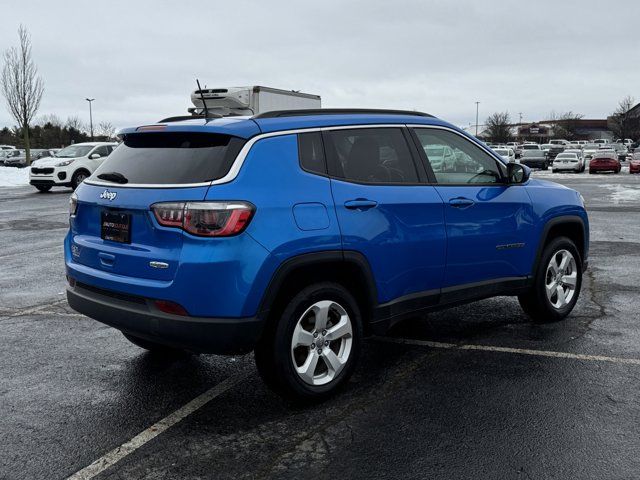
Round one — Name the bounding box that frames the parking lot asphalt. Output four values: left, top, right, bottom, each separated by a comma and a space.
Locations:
1, 171, 640, 480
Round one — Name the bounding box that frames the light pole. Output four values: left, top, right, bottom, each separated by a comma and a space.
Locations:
475, 101, 480, 137
86, 98, 95, 140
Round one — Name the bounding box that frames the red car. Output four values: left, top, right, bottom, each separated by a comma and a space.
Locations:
589, 152, 621, 174
630, 154, 640, 174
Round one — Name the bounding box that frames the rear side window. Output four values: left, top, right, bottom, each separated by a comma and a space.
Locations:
325, 128, 419, 184
91, 133, 245, 185
298, 132, 326, 175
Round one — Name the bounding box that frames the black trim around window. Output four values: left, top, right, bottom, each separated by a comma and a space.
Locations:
294, 124, 515, 188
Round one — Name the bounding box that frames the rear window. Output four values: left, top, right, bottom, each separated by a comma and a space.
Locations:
91, 132, 245, 185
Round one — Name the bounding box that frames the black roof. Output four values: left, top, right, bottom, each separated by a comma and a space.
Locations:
253, 108, 434, 119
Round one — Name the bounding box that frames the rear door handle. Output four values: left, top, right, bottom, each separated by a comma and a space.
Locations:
344, 199, 378, 210
449, 197, 475, 209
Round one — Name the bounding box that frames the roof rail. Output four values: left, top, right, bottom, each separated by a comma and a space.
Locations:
253, 108, 434, 119
158, 114, 223, 123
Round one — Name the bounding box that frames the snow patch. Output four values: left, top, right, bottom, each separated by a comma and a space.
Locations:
0, 166, 29, 187
601, 184, 640, 204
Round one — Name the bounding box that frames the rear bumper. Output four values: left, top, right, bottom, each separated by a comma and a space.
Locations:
67, 281, 263, 354
521, 159, 546, 168
552, 163, 580, 170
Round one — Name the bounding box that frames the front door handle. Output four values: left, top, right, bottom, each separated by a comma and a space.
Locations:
449, 197, 475, 209
344, 199, 378, 210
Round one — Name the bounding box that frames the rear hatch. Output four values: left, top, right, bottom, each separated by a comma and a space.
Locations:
69, 131, 246, 282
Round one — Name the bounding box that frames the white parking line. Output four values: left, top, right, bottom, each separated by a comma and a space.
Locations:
375, 337, 640, 366
66, 371, 250, 480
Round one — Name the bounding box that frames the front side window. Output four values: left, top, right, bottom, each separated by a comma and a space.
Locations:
413, 128, 503, 184
92, 145, 110, 157
325, 128, 419, 184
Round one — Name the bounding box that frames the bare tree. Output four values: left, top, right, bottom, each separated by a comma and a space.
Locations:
609, 96, 638, 141
547, 111, 584, 139
66, 115, 86, 132
1, 25, 44, 165
37, 113, 63, 127
484, 111, 512, 143
97, 121, 116, 140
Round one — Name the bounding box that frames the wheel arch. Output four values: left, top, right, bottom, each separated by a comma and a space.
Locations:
534, 215, 587, 272
257, 250, 378, 333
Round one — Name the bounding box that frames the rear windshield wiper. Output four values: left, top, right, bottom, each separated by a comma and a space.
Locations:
97, 172, 129, 184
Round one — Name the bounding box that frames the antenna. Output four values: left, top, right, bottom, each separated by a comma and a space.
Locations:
196, 79, 210, 118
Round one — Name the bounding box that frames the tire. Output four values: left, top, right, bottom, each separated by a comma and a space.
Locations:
518, 236, 582, 323
255, 282, 363, 402
71, 170, 89, 190
589, 170, 595, 174
542, 163, 549, 171
35, 185, 51, 192
552, 169, 557, 173
122, 332, 187, 355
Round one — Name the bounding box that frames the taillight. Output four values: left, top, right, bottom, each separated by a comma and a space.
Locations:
151, 201, 254, 237
69, 192, 78, 216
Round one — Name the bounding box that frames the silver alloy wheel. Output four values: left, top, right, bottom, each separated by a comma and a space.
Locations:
75, 172, 87, 185
290, 300, 353, 386
545, 249, 578, 309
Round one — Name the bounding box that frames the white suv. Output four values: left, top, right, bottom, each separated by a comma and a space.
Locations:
29, 142, 117, 192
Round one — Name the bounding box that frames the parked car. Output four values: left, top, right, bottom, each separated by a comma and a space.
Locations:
629, 153, 640, 174
493, 147, 516, 163
0, 144, 16, 151
32, 149, 60, 161
582, 143, 601, 162
564, 149, 584, 162
606, 143, 629, 161
64, 108, 589, 400
593, 139, 609, 145
520, 149, 549, 169
552, 152, 584, 173
547, 145, 565, 160
29, 142, 118, 192
549, 139, 570, 147
3, 149, 27, 167
615, 139, 633, 148
589, 152, 621, 174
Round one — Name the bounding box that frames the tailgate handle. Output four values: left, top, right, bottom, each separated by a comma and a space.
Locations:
98, 252, 115, 267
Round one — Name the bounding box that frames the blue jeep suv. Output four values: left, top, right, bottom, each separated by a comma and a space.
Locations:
65, 109, 589, 400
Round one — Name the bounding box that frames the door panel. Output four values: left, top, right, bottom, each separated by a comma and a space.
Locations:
434, 185, 536, 287
411, 126, 536, 287
331, 180, 446, 303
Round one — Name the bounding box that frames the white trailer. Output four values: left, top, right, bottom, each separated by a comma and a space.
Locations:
189, 85, 321, 116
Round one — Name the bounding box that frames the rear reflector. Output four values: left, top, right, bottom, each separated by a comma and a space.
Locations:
151, 201, 254, 237
154, 300, 188, 316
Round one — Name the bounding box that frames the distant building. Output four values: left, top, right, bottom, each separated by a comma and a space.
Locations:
464, 118, 614, 142
607, 102, 640, 140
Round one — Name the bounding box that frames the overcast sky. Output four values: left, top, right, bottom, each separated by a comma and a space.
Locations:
1, 0, 639, 131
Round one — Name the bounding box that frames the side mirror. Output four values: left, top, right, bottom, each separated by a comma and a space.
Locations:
507, 162, 530, 184
89, 153, 101, 159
